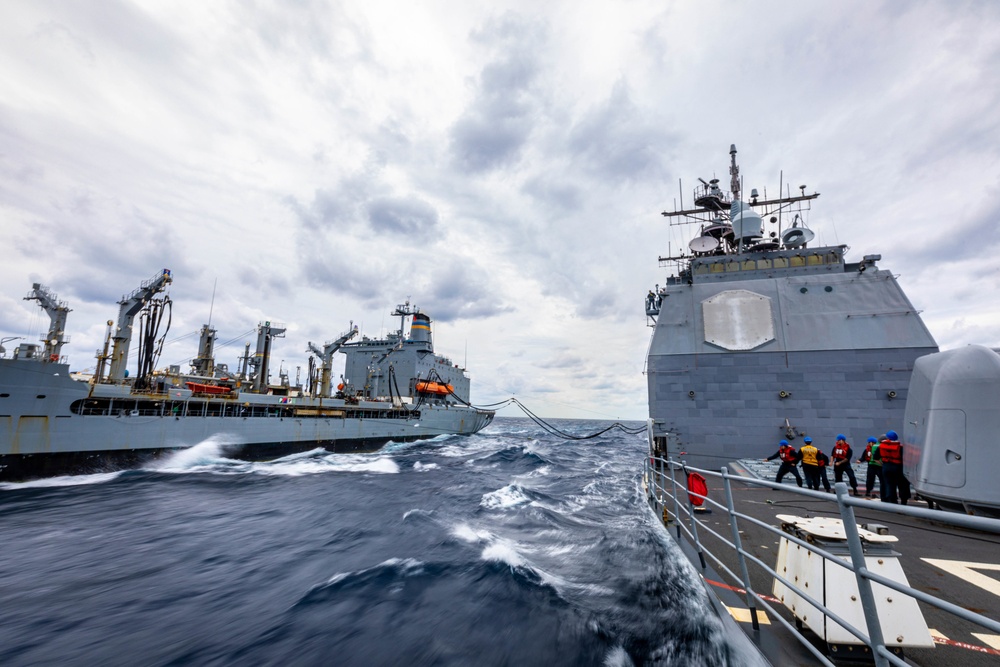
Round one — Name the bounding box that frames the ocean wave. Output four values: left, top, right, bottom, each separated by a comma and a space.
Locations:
0, 470, 124, 491
451, 521, 614, 599
480, 483, 532, 510
151, 440, 399, 477
412, 461, 438, 472
295, 557, 438, 608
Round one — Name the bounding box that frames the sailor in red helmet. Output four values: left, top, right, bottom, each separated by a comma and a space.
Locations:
831, 434, 859, 496
764, 439, 803, 487
874, 430, 911, 505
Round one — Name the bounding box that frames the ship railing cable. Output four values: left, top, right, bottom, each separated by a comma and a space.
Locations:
426, 368, 645, 439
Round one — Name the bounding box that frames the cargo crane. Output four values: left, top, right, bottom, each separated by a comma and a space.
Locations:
106, 269, 172, 382
307, 325, 358, 397
24, 283, 72, 362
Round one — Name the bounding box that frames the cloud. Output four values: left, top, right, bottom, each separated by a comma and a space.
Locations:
366, 195, 438, 236
449, 12, 548, 172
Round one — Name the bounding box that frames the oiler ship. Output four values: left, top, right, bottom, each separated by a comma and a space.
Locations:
0, 270, 493, 481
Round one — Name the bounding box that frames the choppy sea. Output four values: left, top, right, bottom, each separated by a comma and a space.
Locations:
0, 417, 751, 666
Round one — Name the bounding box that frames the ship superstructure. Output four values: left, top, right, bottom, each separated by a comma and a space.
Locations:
0, 272, 493, 480
646, 146, 938, 464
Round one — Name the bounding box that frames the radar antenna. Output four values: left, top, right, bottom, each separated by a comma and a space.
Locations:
729, 144, 741, 201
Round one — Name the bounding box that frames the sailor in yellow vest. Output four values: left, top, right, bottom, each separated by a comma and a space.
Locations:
799, 437, 823, 490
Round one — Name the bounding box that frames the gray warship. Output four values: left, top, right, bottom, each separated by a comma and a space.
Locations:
645, 144, 939, 467
0, 270, 493, 481
643, 146, 1000, 665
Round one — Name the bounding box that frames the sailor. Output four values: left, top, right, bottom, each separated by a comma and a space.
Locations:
858, 437, 884, 499
831, 434, 859, 495
816, 446, 832, 492
874, 430, 910, 505
799, 437, 822, 490
764, 439, 802, 487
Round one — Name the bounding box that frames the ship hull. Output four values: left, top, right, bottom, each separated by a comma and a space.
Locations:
0, 359, 493, 481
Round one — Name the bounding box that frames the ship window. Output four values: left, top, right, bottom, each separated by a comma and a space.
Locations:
790, 256, 805, 267
694, 264, 709, 275
806, 255, 822, 266
800, 287, 808, 294
825, 286, 833, 292
756, 259, 771, 269
725, 261, 740, 272
742, 260, 755, 270
0, 393, 8, 398
36, 395, 46, 399
709, 262, 724, 273
827, 252, 839, 264
773, 257, 788, 268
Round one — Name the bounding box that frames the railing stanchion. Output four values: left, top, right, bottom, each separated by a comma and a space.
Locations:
680, 462, 708, 570
835, 482, 890, 667
722, 466, 760, 630
668, 459, 683, 540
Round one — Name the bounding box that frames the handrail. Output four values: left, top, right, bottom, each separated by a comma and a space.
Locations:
645, 454, 1000, 667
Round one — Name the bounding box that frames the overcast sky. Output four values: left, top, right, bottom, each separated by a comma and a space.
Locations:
2, 1, 999, 420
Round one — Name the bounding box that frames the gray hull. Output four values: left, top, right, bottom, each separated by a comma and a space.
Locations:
0, 359, 493, 481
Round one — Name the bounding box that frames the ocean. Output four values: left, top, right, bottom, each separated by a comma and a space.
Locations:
0, 417, 749, 666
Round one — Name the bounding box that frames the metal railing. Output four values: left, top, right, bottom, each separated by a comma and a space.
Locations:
644, 453, 1000, 667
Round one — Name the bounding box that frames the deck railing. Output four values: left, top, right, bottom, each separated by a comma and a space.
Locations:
644, 452, 1000, 667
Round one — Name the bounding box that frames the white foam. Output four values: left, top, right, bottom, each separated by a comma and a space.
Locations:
153, 435, 243, 472
0, 471, 123, 491
603, 646, 636, 667
481, 539, 527, 568
450, 522, 492, 543
480, 483, 531, 509
413, 461, 438, 471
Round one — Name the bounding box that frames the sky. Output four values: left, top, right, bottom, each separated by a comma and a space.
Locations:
1, 1, 999, 420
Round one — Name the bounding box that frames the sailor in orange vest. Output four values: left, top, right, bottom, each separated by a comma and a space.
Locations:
799, 437, 823, 490
764, 439, 802, 487
873, 430, 911, 505
831, 434, 859, 495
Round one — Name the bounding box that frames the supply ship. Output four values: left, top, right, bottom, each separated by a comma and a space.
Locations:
0, 271, 493, 481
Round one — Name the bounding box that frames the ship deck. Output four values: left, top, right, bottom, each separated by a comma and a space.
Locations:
658, 458, 1000, 666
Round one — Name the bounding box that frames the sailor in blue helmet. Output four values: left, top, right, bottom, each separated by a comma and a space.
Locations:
831, 434, 859, 496
858, 437, 884, 499
764, 439, 802, 487
799, 436, 823, 490
874, 430, 911, 504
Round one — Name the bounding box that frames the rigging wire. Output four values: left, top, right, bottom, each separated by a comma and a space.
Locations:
424, 366, 645, 440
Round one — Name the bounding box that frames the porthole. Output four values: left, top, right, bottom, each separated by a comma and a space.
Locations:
825, 286, 833, 292
36, 394, 46, 399
799, 287, 808, 294
0, 393, 9, 398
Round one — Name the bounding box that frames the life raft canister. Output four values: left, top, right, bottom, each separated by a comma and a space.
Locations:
687, 472, 708, 507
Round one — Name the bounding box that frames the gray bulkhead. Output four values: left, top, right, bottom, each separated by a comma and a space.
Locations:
647, 251, 938, 460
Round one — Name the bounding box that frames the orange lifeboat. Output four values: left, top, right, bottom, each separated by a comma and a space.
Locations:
415, 381, 453, 395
